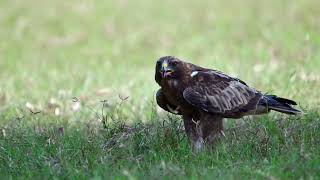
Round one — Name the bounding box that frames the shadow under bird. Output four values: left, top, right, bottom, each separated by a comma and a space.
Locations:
155, 56, 301, 152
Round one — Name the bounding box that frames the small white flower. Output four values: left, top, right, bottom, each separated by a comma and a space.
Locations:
72, 101, 81, 111
26, 102, 35, 111
54, 108, 60, 116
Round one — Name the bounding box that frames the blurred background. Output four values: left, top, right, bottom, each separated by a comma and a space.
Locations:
0, 0, 319, 120
1, 1, 320, 178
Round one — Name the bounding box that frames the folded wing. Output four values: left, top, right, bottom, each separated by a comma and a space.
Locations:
183, 71, 262, 117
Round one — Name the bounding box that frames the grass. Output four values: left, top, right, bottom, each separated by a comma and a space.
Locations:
0, 0, 320, 179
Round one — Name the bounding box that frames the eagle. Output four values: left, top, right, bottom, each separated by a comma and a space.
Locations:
155, 56, 301, 152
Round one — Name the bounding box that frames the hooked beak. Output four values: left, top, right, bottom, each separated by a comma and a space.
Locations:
160, 66, 173, 78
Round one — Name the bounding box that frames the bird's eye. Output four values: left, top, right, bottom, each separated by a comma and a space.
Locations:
171, 61, 178, 67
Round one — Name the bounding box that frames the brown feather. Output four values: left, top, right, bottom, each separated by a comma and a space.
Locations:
154, 56, 299, 151
183, 71, 263, 118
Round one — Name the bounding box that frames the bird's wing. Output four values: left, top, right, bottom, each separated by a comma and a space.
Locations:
156, 89, 182, 115
183, 70, 262, 115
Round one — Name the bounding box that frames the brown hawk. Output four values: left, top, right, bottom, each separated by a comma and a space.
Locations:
155, 56, 300, 152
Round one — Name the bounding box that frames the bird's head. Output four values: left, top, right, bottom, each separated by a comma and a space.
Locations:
155, 56, 184, 81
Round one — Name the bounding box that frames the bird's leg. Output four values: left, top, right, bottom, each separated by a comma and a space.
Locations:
183, 115, 204, 152
200, 116, 224, 148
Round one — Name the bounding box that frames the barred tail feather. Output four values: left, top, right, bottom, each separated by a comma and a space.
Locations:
259, 95, 301, 115
268, 105, 301, 115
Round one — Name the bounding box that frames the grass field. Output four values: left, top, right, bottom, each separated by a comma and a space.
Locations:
1, 0, 320, 179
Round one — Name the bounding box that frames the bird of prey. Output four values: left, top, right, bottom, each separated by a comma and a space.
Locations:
155, 56, 301, 152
